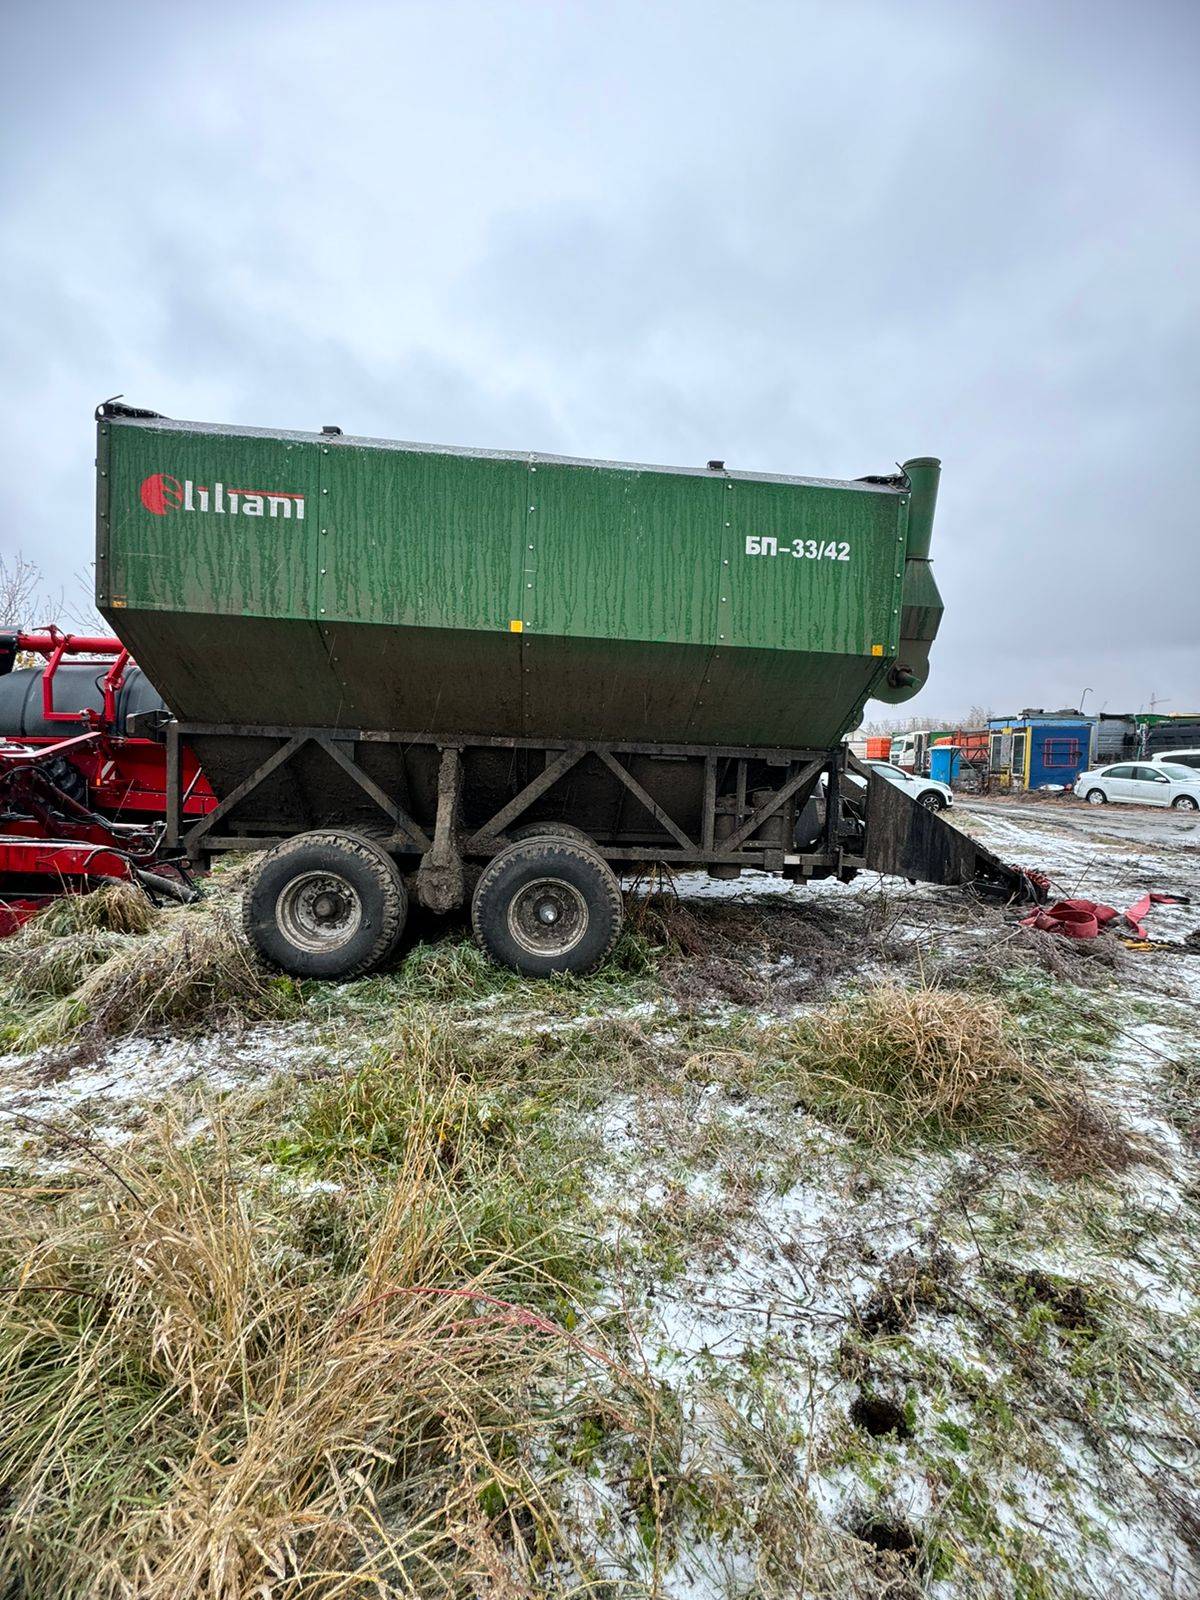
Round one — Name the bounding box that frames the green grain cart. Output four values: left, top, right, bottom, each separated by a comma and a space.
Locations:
96, 402, 1031, 978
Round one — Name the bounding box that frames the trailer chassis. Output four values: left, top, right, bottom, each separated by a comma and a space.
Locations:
162, 719, 843, 888
158, 719, 1038, 911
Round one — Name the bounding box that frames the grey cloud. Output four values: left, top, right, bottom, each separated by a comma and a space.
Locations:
1, 0, 1197, 718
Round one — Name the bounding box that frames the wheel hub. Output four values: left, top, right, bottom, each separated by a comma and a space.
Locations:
507, 877, 588, 957
276, 872, 363, 953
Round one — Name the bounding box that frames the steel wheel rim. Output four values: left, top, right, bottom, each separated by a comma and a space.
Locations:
1088, 791, 1106, 804
1175, 796, 1198, 811
276, 871, 363, 953
507, 877, 589, 957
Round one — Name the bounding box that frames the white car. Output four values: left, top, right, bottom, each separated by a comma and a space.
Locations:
1148, 748, 1200, 772
1074, 762, 1200, 810
865, 761, 954, 812
795, 761, 953, 848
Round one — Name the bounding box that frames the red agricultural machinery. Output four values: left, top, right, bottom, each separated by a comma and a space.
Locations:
0, 629, 211, 931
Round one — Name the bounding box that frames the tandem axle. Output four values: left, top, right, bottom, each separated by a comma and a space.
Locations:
147, 718, 1040, 980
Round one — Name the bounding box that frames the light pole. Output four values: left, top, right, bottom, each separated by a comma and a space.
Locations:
1079, 687, 1092, 713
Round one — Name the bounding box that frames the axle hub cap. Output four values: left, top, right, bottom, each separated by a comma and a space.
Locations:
507, 877, 588, 957
277, 871, 363, 953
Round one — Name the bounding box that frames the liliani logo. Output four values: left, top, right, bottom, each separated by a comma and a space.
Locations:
139, 473, 306, 520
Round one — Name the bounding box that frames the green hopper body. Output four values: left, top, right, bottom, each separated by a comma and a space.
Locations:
96, 413, 941, 748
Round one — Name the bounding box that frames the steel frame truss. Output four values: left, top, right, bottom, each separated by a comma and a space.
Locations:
165, 721, 832, 871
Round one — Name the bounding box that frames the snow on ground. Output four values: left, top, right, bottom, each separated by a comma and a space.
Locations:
1, 795, 1198, 1595
960, 795, 1200, 918
580, 1095, 1200, 1593
0, 1023, 335, 1166
579, 799, 1200, 1597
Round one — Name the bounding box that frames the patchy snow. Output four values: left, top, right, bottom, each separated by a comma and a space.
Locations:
588, 1091, 1200, 1595
0, 1024, 332, 1162
2, 797, 1198, 1596
579, 801, 1200, 1596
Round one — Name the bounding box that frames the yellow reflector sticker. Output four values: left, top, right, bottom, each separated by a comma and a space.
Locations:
509, 619, 524, 633
871, 643, 883, 656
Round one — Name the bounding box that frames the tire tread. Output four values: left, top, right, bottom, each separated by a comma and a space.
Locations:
471, 840, 623, 976
243, 829, 407, 979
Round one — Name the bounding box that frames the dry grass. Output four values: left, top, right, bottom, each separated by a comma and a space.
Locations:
29, 881, 158, 939
3, 910, 300, 1052
0, 927, 128, 1003
1039, 1095, 1141, 1180
777, 983, 1079, 1151
0, 1086, 649, 1599
0, 886, 156, 1013
932, 922, 1130, 992
0, 874, 1171, 1595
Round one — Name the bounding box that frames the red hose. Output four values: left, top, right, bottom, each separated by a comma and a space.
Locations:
1021, 893, 1180, 940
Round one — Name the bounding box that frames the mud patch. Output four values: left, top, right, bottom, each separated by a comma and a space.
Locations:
854, 1516, 922, 1560
851, 1391, 913, 1440
1010, 1268, 1094, 1333
855, 1246, 957, 1338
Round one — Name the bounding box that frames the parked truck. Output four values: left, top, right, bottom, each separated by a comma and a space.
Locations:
888, 730, 931, 775
92, 403, 1037, 978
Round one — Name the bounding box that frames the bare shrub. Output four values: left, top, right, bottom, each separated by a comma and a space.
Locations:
929, 922, 1130, 993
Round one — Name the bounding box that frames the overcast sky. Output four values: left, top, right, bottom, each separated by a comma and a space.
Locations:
2, 0, 1197, 721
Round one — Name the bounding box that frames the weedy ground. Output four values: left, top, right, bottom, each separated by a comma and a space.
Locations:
0, 810, 1197, 1600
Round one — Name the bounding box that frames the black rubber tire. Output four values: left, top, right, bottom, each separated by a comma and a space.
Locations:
1171, 795, 1199, 811
1086, 788, 1108, 805
506, 821, 596, 848
471, 839, 623, 977
918, 791, 947, 811
243, 830, 408, 980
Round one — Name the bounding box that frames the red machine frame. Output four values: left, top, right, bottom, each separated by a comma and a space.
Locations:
3, 629, 215, 819
1, 630, 208, 928
22, 629, 131, 727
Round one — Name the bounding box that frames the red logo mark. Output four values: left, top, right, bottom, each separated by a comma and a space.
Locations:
140, 473, 183, 515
